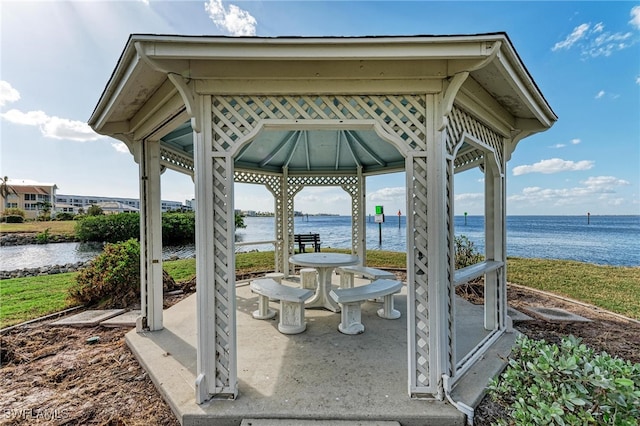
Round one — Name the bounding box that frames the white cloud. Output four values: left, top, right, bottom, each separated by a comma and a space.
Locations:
582, 175, 630, 191
553, 23, 590, 51
571, 139, 581, 145
636, 76, 640, 85
552, 18, 637, 58
455, 193, 483, 202
630, 5, 640, 29
512, 158, 594, 176
508, 176, 630, 209
595, 90, 606, 99
0, 81, 21, 107
1, 108, 102, 142
112, 142, 131, 153
551, 144, 566, 149
204, 0, 257, 36
368, 187, 406, 203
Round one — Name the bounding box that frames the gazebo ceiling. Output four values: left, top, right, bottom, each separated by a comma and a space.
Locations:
161, 122, 405, 174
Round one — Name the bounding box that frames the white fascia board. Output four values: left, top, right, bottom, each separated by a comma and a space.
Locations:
133, 34, 500, 63
493, 46, 557, 129
129, 79, 179, 135
89, 45, 141, 132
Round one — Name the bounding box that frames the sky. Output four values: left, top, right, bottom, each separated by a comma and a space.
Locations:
1, 1, 639, 217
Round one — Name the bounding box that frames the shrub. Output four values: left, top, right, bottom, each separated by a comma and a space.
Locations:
2, 207, 25, 218
4, 215, 24, 223
35, 228, 50, 244
454, 235, 483, 269
75, 213, 139, 243
69, 239, 140, 307
162, 211, 195, 244
490, 335, 640, 425
54, 212, 75, 221
87, 204, 103, 216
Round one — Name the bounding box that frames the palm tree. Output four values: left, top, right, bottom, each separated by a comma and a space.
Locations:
0, 176, 16, 211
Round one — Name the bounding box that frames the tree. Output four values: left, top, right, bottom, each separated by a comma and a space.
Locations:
0, 176, 16, 210
87, 204, 103, 216
235, 212, 246, 229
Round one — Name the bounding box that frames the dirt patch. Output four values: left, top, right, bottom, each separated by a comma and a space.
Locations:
1, 279, 638, 425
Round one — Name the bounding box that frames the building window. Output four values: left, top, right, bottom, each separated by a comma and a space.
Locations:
25, 194, 36, 201
7, 203, 18, 208
25, 203, 38, 210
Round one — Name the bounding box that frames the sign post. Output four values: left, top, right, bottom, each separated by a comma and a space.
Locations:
374, 205, 385, 245
397, 209, 401, 229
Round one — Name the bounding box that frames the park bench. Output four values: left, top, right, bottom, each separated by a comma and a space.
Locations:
329, 279, 403, 335
250, 278, 314, 334
294, 233, 322, 253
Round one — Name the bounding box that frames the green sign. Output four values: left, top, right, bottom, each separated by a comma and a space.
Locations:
375, 205, 384, 215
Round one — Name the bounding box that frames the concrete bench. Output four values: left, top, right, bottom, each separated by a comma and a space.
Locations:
329, 279, 403, 335
336, 265, 396, 289
250, 278, 314, 334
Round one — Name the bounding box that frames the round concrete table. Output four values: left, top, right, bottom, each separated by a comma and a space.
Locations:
289, 252, 359, 312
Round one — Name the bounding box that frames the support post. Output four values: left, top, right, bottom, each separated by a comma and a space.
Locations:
138, 138, 163, 332
484, 158, 504, 330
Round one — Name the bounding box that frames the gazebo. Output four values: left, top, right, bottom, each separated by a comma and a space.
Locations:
89, 34, 556, 421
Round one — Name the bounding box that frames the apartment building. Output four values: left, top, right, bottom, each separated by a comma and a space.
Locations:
0, 179, 188, 219
0, 179, 57, 220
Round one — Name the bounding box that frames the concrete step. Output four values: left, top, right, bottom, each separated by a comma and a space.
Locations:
242, 420, 400, 426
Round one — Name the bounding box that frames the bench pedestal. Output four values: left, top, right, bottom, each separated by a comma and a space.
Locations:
250, 278, 313, 335
278, 300, 307, 334
377, 294, 401, 319
338, 301, 365, 335
252, 294, 276, 320
300, 268, 317, 290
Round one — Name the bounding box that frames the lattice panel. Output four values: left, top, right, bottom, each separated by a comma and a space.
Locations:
341, 182, 361, 255
212, 157, 232, 390
446, 106, 504, 173
411, 156, 430, 387
211, 95, 427, 152
161, 146, 194, 173
234, 171, 285, 272
445, 159, 455, 376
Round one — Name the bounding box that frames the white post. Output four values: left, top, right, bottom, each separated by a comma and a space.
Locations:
138, 138, 163, 332
484, 156, 505, 330
356, 166, 366, 264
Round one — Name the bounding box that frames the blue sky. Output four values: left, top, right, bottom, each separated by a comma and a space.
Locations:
1, 1, 638, 216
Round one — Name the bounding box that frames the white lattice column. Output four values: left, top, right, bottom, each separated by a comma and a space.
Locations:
484, 154, 506, 330
195, 96, 238, 403
407, 94, 453, 399
137, 138, 163, 332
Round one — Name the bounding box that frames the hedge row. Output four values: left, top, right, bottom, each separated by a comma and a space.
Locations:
75, 212, 195, 244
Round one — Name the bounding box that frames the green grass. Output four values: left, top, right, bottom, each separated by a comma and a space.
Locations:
2, 251, 638, 329
0, 272, 80, 328
0, 220, 76, 236
506, 257, 640, 320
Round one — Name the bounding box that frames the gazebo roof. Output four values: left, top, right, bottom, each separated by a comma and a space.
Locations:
89, 34, 557, 174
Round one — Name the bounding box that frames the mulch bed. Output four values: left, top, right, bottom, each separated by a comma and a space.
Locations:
1, 279, 638, 425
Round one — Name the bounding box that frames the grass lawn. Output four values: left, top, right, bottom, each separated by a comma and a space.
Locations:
0, 220, 76, 236
2, 251, 638, 329
0, 272, 81, 328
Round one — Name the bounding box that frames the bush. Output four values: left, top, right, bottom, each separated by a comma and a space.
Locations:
2, 207, 25, 218
69, 239, 140, 307
54, 212, 76, 221
162, 211, 195, 244
87, 204, 103, 216
4, 215, 24, 223
454, 235, 483, 269
490, 335, 640, 425
75, 213, 139, 243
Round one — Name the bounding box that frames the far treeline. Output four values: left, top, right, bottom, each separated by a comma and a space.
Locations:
75, 212, 246, 244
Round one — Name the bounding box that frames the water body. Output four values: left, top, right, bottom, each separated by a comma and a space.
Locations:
1, 215, 638, 271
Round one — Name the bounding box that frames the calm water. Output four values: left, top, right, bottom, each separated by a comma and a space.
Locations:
1, 215, 638, 270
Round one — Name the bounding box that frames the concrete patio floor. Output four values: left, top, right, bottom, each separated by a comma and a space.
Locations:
126, 275, 518, 426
